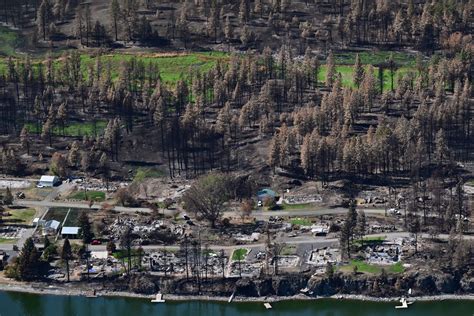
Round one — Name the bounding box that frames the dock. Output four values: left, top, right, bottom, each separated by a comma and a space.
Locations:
151, 293, 166, 303
395, 297, 413, 309
264, 303, 272, 309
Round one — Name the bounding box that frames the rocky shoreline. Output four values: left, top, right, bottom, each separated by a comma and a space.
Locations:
1, 282, 474, 304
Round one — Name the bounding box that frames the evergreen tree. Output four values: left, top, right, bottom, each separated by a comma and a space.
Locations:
326, 51, 336, 88
61, 238, 73, 282
353, 53, 364, 88
78, 212, 93, 244
17, 238, 41, 281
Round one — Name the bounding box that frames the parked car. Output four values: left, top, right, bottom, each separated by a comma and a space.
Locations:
91, 240, 102, 245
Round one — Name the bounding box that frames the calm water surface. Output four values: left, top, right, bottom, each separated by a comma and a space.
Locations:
1, 291, 474, 316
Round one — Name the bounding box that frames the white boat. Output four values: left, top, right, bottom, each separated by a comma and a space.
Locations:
264, 303, 272, 309
228, 291, 235, 303
151, 293, 166, 303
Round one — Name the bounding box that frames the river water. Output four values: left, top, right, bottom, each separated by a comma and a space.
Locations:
1, 291, 474, 316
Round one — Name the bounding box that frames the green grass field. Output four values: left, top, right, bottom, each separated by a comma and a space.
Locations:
4, 208, 36, 224
290, 217, 312, 226
281, 245, 297, 256
133, 167, 166, 182
80, 51, 228, 84
340, 259, 404, 274
318, 65, 415, 91
334, 51, 416, 66
232, 248, 248, 261
69, 190, 106, 202
0, 26, 22, 56
280, 202, 312, 210
354, 236, 386, 246
0, 238, 17, 244
25, 121, 107, 137
1, 51, 228, 86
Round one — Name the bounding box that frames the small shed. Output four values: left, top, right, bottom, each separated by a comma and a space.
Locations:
38, 175, 60, 187
43, 220, 60, 235
61, 226, 80, 239
257, 188, 278, 202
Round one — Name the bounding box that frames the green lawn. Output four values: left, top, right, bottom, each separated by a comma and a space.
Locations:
318, 65, 415, 91
112, 248, 143, 260
281, 245, 297, 256
0, 26, 22, 56
340, 259, 404, 274
133, 167, 166, 183
25, 120, 107, 137
0, 238, 17, 244
334, 51, 416, 66
290, 217, 312, 226
79, 51, 228, 84
280, 202, 312, 210
389, 262, 405, 273
354, 236, 386, 246
69, 191, 106, 202
4, 208, 36, 224
232, 248, 248, 261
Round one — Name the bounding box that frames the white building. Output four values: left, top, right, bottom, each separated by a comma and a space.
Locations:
43, 220, 60, 235
61, 226, 80, 239
37, 175, 60, 188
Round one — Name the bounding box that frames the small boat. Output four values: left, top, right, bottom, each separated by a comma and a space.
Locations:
151, 293, 166, 303
264, 303, 272, 309
228, 291, 235, 303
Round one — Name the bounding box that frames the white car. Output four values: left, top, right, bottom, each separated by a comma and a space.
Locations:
257, 201, 263, 207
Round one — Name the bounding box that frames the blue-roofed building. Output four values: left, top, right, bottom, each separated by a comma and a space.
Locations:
257, 188, 278, 202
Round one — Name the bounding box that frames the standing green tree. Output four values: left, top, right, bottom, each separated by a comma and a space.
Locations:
61, 238, 73, 282
182, 173, 231, 228
326, 51, 336, 88
356, 210, 366, 245
17, 237, 41, 280
353, 53, 364, 88
3, 187, 14, 206
78, 212, 93, 244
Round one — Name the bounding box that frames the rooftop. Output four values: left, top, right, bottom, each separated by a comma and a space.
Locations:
61, 227, 80, 235
39, 175, 58, 182
44, 220, 60, 230
257, 188, 277, 197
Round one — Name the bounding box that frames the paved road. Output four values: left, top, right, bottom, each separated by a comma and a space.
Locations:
14, 200, 153, 214
231, 207, 387, 219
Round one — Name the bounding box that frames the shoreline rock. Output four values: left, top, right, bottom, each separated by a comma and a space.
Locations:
1, 282, 474, 303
